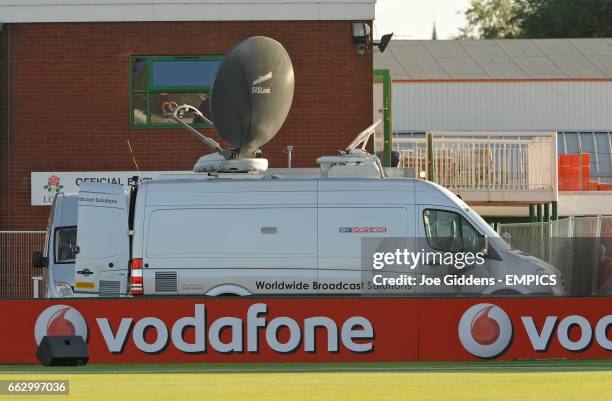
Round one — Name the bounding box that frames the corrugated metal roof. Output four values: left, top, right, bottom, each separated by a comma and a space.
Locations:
375, 39, 612, 80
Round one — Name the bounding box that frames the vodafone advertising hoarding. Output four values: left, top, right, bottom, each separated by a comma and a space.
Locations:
9, 298, 417, 364
1, 297, 611, 364
421, 298, 612, 361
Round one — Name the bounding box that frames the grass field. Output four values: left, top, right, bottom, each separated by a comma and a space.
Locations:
0, 361, 611, 401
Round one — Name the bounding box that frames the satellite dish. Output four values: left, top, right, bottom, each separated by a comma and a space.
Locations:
210, 36, 295, 158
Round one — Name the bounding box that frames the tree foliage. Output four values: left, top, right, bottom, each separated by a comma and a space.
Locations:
458, 0, 612, 39
516, 0, 612, 38
457, 0, 521, 39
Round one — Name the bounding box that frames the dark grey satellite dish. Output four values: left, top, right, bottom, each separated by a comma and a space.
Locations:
210, 36, 294, 158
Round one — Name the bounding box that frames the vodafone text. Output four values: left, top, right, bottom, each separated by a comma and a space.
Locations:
95, 303, 374, 354
522, 314, 612, 351
459, 304, 612, 358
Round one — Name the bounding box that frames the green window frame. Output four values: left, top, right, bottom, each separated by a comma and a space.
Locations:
130, 55, 224, 128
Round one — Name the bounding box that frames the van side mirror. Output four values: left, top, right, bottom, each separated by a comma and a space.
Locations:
32, 251, 47, 268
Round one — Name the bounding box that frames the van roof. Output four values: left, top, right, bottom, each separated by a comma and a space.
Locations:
140, 175, 449, 195
138, 177, 469, 211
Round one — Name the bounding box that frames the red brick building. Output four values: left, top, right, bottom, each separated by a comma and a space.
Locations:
0, 1, 375, 230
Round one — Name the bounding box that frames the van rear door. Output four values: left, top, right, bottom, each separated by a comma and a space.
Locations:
73, 183, 129, 296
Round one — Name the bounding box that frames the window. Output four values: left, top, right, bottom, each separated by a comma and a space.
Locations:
54, 227, 78, 264
43, 198, 57, 259
423, 209, 484, 253
130, 56, 223, 128
558, 132, 612, 184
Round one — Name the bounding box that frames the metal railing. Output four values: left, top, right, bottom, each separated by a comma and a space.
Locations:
391, 136, 427, 176
0, 231, 46, 299
392, 132, 557, 198
498, 216, 612, 295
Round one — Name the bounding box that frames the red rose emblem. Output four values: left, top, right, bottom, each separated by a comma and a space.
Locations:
48, 175, 61, 187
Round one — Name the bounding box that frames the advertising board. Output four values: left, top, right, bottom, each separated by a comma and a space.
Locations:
1, 297, 610, 364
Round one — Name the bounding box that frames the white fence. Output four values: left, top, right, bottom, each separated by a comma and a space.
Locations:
392, 132, 558, 204
0, 231, 46, 299
498, 216, 612, 295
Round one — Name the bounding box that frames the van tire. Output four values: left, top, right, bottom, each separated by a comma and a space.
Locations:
491, 289, 522, 296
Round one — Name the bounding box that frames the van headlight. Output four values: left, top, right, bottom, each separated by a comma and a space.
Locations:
55, 282, 74, 297
536, 268, 566, 295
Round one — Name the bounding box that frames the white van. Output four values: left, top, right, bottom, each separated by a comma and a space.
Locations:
32, 193, 80, 298
35, 164, 565, 297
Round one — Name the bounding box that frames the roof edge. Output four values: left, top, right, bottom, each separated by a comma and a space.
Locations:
393, 78, 612, 83
0, 1, 375, 23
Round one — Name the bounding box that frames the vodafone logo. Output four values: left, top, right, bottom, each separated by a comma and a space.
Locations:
34, 305, 88, 345
31, 303, 372, 355
458, 303, 512, 358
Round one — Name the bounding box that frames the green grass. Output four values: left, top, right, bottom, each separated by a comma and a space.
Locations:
0, 361, 611, 401
1, 359, 612, 373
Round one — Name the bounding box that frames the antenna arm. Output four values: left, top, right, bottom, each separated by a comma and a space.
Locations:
345, 120, 382, 152
170, 104, 226, 156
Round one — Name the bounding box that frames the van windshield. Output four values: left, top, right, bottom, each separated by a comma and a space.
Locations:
43, 197, 57, 258
432, 182, 502, 241
465, 209, 500, 239
55, 227, 78, 264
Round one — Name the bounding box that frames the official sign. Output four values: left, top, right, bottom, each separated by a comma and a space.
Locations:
30, 171, 191, 206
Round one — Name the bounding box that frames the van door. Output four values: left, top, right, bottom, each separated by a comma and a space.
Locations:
73, 183, 129, 296
417, 205, 490, 295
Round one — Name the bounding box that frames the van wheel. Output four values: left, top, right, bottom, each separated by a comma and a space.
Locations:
491, 289, 522, 296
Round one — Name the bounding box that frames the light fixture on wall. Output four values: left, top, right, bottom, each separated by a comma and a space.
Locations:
351, 22, 393, 55
351, 21, 371, 55
374, 33, 394, 53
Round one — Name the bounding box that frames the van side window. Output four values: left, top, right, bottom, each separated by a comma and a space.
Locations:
423, 209, 483, 253
54, 227, 77, 264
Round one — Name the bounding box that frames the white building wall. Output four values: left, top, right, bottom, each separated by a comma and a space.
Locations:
0, 0, 374, 22
393, 81, 612, 132
475, 192, 612, 217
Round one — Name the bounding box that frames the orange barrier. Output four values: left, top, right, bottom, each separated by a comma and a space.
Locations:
558, 153, 611, 191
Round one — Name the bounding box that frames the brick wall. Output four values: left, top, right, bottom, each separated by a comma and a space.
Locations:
0, 21, 373, 230
0, 28, 9, 230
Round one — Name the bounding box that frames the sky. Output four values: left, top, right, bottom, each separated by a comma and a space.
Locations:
373, 0, 471, 40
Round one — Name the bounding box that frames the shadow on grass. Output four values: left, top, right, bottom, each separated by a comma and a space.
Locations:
1, 360, 612, 374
